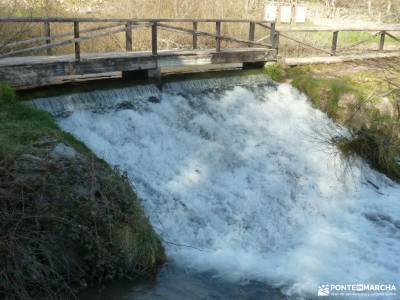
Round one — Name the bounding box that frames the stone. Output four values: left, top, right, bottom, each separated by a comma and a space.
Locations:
50, 143, 78, 160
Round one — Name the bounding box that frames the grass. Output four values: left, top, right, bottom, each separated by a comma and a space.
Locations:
0, 84, 92, 161
290, 73, 363, 119
282, 64, 400, 181
0, 83, 165, 299
265, 63, 284, 81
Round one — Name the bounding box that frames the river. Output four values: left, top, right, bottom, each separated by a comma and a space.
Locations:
30, 74, 400, 299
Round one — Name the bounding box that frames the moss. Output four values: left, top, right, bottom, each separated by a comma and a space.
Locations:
0, 84, 165, 300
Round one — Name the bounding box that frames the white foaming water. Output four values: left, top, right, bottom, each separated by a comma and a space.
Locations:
53, 78, 399, 299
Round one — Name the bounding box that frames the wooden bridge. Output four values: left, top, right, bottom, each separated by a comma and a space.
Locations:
0, 17, 278, 89
0, 17, 400, 89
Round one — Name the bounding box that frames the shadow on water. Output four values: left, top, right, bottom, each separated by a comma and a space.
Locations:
80, 264, 287, 300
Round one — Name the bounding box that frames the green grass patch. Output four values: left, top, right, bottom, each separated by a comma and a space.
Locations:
290, 74, 362, 119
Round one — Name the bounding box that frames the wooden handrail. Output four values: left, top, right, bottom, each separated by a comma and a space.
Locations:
0, 17, 274, 59
0, 26, 127, 58
3, 23, 125, 49
157, 23, 273, 48
277, 31, 332, 55
385, 32, 400, 43
0, 16, 273, 24
278, 25, 400, 32
336, 31, 381, 53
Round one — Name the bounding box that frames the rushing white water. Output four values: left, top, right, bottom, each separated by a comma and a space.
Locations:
40, 76, 400, 299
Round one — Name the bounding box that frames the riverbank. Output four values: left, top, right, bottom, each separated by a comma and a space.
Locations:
0, 84, 165, 299
270, 59, 400, 181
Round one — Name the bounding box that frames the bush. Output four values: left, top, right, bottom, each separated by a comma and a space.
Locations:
287, 69, 400, 181
336, 124, 400, 181
265, 63, 283, 81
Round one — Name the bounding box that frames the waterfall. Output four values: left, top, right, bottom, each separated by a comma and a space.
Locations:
30, 75, 400, 299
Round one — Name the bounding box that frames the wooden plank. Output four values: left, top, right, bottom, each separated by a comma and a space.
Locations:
44, 21, 52, 56
279, 25, 400, 32
152, 22, 158, 55
0, 48, 276, 89
193, 22, 198, 49
385, 32, 400, 43
256, 22, 271, 30
331, 31, 338, 55
157, 23, 272, 48
74, 21, 80, 62
379, 31, 385, 51
284, 51, 400, 66
125, 21, 133, 51
248, 22, 255, 47
216, 21, 221, 52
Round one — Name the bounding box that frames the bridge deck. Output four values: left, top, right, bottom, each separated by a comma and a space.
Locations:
0, 48, 276, 89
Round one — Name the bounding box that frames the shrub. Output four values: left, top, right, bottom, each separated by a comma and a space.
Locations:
336, 124, 400, 181
265, 63, 283, 82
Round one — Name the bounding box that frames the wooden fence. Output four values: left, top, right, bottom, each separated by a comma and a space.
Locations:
277, 25, 400, 57
0, 17, 277, 61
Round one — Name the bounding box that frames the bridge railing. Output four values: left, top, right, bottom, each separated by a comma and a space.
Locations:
0, 17, 277, 62
276, 25, 400, 58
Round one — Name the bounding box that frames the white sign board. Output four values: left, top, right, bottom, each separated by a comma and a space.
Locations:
264, 4, 307, 23
265, 5, 277, 22
296, 6, 307, 23
280, 6, 292, 23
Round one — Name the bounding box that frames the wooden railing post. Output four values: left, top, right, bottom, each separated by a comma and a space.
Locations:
270, 22, 279, 50
125, 21, 133, 51
379, 31, 386, 51
74, 21, 80, 62
192, 21, 198, 49
248, 21, 255, 47
331, 31, 339, 55
215, 21, 221, 52
152, 21, 158, 55
44, 21, 52, 56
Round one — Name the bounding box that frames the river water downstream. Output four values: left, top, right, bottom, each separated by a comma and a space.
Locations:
30, 75, 400, 299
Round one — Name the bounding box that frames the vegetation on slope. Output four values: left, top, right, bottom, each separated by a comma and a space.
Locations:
0, 83, 165, 299
277, 61, 400, 181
